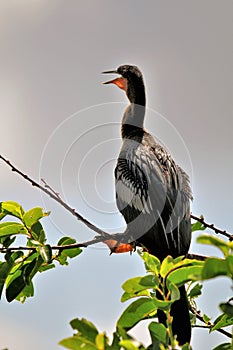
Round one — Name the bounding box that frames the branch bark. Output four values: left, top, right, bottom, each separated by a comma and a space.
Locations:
191, 213, 233, 241
0, 155, 110, 238
190, 305, 232, 339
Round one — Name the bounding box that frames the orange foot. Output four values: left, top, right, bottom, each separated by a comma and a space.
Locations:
103, 239, 135, 254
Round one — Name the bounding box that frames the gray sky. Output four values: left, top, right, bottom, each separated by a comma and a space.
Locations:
0, 1, 233, 349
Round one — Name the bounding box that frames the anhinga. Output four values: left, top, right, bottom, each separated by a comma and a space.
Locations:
103, 65, 192, 345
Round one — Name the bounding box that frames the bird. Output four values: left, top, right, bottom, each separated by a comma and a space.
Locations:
102, 64, 192, 345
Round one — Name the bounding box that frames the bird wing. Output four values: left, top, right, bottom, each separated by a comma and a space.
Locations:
115, 140, 166, 214
115, 135, 192, 252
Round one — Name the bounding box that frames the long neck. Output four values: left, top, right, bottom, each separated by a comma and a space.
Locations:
121, 83, 146, 139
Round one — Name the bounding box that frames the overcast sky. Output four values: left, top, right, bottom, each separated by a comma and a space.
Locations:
0, 1, 233, 349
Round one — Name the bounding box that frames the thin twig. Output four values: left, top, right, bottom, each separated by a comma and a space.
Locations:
0, 236, 103, 253
190, 305, 232, 339
191, 214, 233, 241
0, 155, 110, 238
41, 178, 62, 200
0, 239, 209, 263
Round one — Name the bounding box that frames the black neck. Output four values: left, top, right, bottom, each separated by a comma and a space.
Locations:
121, 82, 146, 139
121, 124, 144, 139
127, 81, 146, 106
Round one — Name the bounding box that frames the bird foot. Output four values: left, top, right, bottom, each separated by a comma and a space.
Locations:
103, 239, 136, 255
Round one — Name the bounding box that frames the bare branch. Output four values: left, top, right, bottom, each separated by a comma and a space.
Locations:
0, 236, 102, 253
41, 178, 62, 200
190, 305, 232, 339
191, 213, 233, 241
0, 237, 208, 263
0, 155, 110, 238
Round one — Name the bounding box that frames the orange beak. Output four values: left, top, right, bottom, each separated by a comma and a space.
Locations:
102, 70, 127, 91
103, 77, 127, 91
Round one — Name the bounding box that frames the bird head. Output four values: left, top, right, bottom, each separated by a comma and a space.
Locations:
102, 65, 145, 104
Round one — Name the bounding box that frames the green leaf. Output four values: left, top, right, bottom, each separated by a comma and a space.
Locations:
22, 257, 38, 284
4, 253, 41, 303
0, 235, 16, 248
174, 255, 187, 263
0, 201, 24, 219
119, 340, 140, 350
191, 220, 205, 232
64, 247, 82, 259
15, 281, 34, 303
161, 257, 201, 280
56, 237, 82, 265
6, 274, 27, 302
21, 254, 43, 285
220, 302, 233, 317
23, 207, 48, 228
116, 327, 133, 341
189, 311, 196, 326
197, 235, 230, 257
203, 314, 211, 324
160, 256, 174, 278
59, 336, 97, 350
58, 236, 77, 246
39, 263, 55, 273
5, 250, 24, 262
181, 344, 192, 350
121, 290, 151, 302
188, 283, 203, 299
138, 251, 160, 275
0, 261, 11, 298
0, 251, 23, 299
166, 280, 180, 301
95, 333, 108, 350
122, 275, 158, 295
31, 221, 46, 243
117, 297, 164, 330
168, 265, 203, 286
57, 237, 81, 258
201, 258, 230, 280
110, 332, 121, 350
0, 261, 14, 299
38, 245, 52, 263
0, 222, 27, 237
0, 210, 6, 221
226, 255, 233, 276
149, 321, 168, 345
212, 343, 232, 350
211, 313, 233, 332
70, 318, 98, 343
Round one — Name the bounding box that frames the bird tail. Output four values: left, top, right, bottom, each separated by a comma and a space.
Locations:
157, 284, 191, 345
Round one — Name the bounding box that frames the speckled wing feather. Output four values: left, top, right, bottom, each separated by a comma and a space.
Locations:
115, 132, 192, 258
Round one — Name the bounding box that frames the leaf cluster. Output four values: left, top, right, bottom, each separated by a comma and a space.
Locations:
0, 201, 82, 302
59, 232, 233, 350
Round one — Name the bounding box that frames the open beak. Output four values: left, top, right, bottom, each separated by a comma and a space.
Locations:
102, 70, 127, 91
